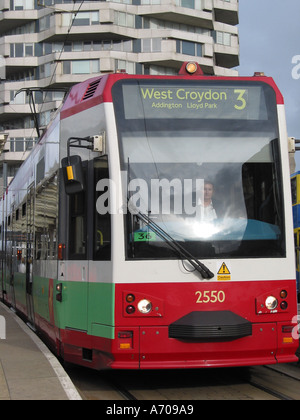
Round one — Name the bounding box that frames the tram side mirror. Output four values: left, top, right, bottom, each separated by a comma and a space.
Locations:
61, 155, 85, 195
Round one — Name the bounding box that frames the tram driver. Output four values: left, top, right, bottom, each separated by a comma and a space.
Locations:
198, 181, 224, 221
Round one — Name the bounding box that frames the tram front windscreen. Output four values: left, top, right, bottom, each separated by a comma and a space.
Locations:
112, 79, 285, 260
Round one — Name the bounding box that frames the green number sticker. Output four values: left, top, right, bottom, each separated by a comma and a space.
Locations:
134, 232, 156, 242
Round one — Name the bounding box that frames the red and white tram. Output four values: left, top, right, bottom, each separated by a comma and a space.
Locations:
1, 62, 298, 369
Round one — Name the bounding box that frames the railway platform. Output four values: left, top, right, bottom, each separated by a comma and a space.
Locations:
0, 302, 81, 400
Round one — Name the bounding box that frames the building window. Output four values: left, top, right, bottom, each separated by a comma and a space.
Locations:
141, 0, 161, 4
61, 11, 99, 27
63, 60, 100, 75
146, 65, 177, 75
39, 15, 51, 31
10, 90, 25, 105
176, 40, 202, 57
142, 38, 161, 53
114, 12, 135, 28
214, 31, 231, 46
15, 138, 24, 152
115, 60, 135, 74
10, 90, 42, 105
10, 43, 34, 58
175, 0, 202, 10
9, 137, 38, 152
40, 63, 52, 79
143, 17, 211, 36
15, 43, 23, 57
13, 0, 34, 10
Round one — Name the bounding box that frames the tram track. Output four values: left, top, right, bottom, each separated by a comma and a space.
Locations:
104, 376, 293, 401
66, 362, 300, 401
107, 379, 138, 401
246, 378, 294, 400
234, 364, 300, 401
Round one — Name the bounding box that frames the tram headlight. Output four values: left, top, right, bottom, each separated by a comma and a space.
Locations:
265, 296, 278, 311
137, 299, 152, 314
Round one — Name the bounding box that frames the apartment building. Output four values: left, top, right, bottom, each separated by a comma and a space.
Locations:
0, 0, 239, 190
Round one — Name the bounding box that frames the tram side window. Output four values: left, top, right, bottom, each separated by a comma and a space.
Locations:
45, 176, 58, 259
69, 191, 87, 259
242, 162, 281, 226
94, 157, 111, 260
35, 185, 46, 260
35, 175, 58, 260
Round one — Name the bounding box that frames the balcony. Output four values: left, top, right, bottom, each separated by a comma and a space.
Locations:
138, 0, 214, 29
213, 25, 239, 68
5, 56, 38, 74
213, 0, 238, 25
0, 103, 33, 121
0, 9, 38, 34
0, 133, 8, 155
142, 52, 214, 73
138, 38, 214, 73
214, 43, 239, 68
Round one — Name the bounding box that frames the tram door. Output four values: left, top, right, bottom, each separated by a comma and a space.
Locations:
26, 185, 35, 326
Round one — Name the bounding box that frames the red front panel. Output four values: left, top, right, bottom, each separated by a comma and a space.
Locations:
112, 280, 298, 369
137, 324, 278, 369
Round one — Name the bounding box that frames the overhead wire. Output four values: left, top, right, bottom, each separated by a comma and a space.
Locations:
17, 0, 85, 159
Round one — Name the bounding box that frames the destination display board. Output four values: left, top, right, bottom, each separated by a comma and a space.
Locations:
122, 82, 270, 121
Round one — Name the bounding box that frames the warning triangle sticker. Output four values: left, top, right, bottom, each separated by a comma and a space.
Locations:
217, 262, 231, 275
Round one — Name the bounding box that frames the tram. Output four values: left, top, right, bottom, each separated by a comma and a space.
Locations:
291, 171, 300, 300
0, 62, 298, 369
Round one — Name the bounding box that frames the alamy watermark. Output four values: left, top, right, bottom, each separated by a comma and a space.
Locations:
0, 315, 6, 340
292, 55, 300, 80
292, 315, 300, 340
95, 172, 205, 216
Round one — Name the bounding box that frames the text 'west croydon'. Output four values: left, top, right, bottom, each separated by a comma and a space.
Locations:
140, 87, 228, 103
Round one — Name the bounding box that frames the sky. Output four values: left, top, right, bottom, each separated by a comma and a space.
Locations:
238, 0, 300, 170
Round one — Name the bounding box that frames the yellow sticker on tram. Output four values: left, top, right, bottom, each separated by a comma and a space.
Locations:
217, 262, 231, 281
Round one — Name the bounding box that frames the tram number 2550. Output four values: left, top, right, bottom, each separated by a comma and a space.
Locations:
195, 290, 225, 304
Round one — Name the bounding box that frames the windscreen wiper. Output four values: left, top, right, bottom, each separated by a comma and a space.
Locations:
133, 209, 214, 280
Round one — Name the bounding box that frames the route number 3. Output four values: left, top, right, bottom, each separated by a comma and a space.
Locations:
195, 290, 226, 304
234, 89, 247, 111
